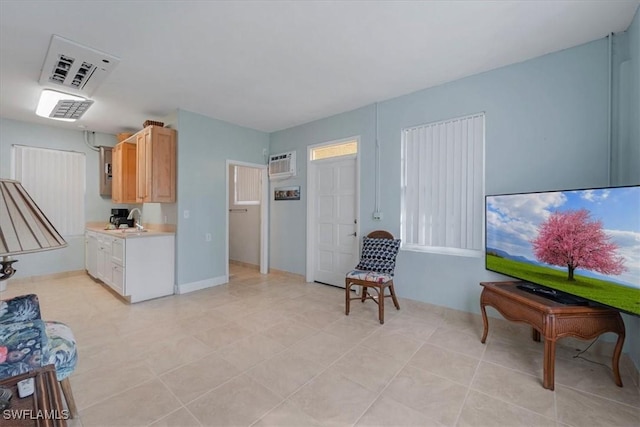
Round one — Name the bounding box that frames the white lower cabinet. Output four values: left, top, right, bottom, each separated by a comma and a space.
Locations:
111, 264, 125, 294
85, 231, 98, 278
96, 234, 113, 284
85, 230, 174, 303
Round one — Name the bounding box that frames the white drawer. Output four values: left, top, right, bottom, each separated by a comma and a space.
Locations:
111, 264, 125, 295
112, 238, 125, 266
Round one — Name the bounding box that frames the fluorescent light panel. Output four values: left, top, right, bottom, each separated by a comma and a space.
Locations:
36, 89, 93, 121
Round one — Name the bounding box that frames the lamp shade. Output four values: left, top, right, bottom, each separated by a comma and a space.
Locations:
0, 179, 67, 256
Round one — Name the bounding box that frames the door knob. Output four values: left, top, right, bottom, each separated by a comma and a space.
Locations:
350, 232, 357, 237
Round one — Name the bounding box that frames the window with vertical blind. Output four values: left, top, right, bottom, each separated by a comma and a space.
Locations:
234, 165, 261, 205
401, 113, 484, 255
12, 145, 86, 237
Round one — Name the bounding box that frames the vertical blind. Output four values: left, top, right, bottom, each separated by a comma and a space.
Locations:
401, 113, 484, 252
13, 145, 86, 236
234, 166, 261, 205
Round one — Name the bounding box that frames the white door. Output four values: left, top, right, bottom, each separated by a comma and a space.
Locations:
313, 156, 357, 287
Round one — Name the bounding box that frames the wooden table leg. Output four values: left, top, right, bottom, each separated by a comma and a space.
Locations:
532, 328, 541, 342
612, 331, 625, 387
543, 338, 556, 390
480, 302, 489, 344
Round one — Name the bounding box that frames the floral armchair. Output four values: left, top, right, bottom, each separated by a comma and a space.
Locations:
0, 294, 78, 417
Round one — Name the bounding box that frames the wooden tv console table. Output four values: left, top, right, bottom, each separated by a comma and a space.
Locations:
479, 281, 625, 390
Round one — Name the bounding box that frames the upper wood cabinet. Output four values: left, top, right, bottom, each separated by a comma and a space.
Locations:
111, 141, 137, 204
136, 126, 176, 203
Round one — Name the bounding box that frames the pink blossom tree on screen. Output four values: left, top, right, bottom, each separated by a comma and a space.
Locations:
531, 209, 626, 281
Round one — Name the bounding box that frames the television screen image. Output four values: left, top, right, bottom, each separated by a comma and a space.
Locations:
486, 185, 640, 316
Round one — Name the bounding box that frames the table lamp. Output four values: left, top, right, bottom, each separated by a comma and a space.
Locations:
0, 179, 67, 282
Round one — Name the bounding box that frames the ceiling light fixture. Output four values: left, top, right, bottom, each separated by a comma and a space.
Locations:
35, 89, 94, 122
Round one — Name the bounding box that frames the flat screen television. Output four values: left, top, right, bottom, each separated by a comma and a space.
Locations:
485, 185, 640, 316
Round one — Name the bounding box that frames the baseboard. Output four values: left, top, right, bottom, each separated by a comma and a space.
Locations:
622, 354, 640, 387
267, 267, 305, 280
7, 270, 86, 285
176, 275, 227, 294
229, 260, 260, 270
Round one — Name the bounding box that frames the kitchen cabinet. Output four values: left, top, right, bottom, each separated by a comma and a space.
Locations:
111, 141, 137, 203
136, 126, 176, 203
119, 233, 174, 302
96, 233, 113, 285
85, 231, 98, 278
85, 229, 174, 303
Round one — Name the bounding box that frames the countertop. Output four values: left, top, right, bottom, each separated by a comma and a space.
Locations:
85, 224, 175, 239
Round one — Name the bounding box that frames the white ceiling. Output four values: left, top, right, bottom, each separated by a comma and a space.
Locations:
1, 1, 638, 135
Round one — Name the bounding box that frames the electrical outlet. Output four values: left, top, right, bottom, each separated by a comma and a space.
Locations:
205, 233, 212, 242
372, 211, 383, 221
183, 210, 190, 219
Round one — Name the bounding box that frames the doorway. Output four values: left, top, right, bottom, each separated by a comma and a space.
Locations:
306, 137, 359, 287
226, 160, 269, 277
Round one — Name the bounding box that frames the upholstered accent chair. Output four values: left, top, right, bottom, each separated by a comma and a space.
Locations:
345, 230, 401, 324
0, 294, 78, 417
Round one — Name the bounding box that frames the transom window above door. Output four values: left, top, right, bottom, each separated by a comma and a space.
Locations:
310, 140, 358, 161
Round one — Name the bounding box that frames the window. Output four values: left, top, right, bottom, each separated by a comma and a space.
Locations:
401, 113, 484, 255
310, 140, 357, 161
234, 165, 261, 205
12, 145, 86, 236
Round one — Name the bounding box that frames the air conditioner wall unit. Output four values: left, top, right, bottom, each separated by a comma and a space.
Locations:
268, 151, 296, 180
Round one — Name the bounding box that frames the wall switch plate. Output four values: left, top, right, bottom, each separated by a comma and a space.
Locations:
372, 211, 383, 221
183, 210, 190, 219
205, 233, 212, 242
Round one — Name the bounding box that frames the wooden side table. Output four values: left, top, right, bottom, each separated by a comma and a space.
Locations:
479, 281, 625, 390
0, 365, 68, 427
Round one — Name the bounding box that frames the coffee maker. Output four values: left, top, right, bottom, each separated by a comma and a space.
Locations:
109, 208, 133, 228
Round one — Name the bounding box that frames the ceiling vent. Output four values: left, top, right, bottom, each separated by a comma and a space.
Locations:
49, 98, 94, 120
39, 35, 120, 96
36, 89, 94, 121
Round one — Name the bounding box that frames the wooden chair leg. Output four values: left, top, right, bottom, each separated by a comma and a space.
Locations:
345, 281, 351, 316
378, 287, 385, 324
60, 377, 78, 419
361, 285, 367, 302
389, 283, 400, 310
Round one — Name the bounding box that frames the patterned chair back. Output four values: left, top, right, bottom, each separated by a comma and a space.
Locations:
355, 230, 401, 275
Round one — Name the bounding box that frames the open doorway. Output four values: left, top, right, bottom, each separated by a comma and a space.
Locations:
226, 160, 269, 277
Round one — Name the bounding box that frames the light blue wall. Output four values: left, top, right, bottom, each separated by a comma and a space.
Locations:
379, 39, 609, 308
270, 37, 640, 367
269, 105, 375, 274
628, 7, 640, 186
0, 118, 117, 276
175, 109, 269, 286
621, 6, 640, 372
271, 38, 609, 299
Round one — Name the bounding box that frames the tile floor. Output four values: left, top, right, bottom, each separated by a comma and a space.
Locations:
2, 265, 639, 426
